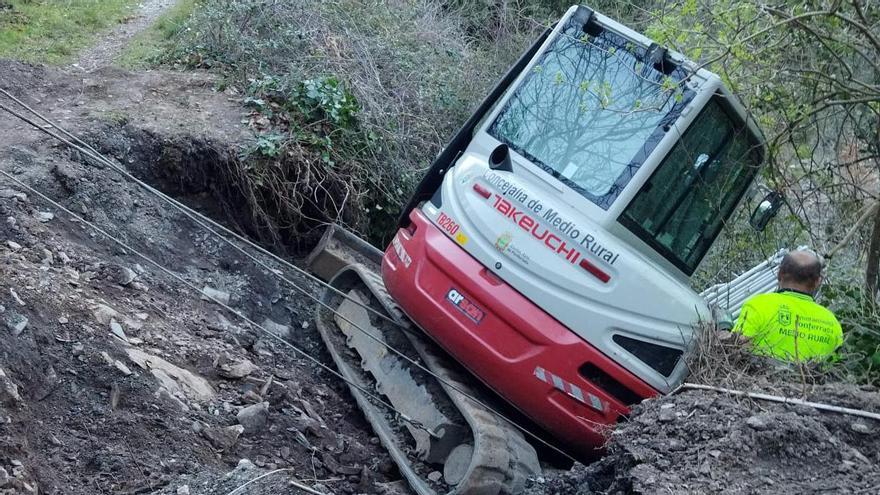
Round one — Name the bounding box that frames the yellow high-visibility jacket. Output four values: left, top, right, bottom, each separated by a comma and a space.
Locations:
733, 290, 843, 362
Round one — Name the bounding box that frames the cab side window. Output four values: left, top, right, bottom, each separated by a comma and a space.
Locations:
620, 97, 761, 274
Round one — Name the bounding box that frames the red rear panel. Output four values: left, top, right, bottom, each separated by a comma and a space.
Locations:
382, 209, 657, 460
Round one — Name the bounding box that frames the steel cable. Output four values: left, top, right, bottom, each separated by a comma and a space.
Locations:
0, 91, 579, 463
0, 167, 440, 437
0, 88, 405, 331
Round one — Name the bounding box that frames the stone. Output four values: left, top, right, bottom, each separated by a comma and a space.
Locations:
5, 241, 21, 251
0, 467, 9, 487
261, 318, 290, 339
0, 190, 26, 201
51, 163, 80, 191
427, 471, 442, 482
36, 211, 54, 223
176, 485, 190, 495
92, 304, 120, 325
100, 352, 115, 365
113, 361, 133, 376
9, 289, 24, 306
0, 368, 22, 405
851, 422, 872, 434
218, 359, 258, 379
746, 414, 770, 431
237, 402, 269, 435
109, 319, 127, 342
658, 408, 676, 423
202, 425, 244, 451
201, 287, 231, 305
5, 313, 28, 335
113, 265, 138, 286
126, 348, 214, 401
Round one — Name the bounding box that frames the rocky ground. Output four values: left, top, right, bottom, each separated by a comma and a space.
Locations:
526, 384, 880, 494
0, 60, 406, 494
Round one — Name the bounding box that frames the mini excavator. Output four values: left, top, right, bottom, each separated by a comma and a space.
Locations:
309, 5, 770, 494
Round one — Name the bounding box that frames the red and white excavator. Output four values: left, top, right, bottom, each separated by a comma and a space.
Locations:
309, 5, 773, 494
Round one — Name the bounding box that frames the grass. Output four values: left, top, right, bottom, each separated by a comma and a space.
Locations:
116, 0, 200, 68
0, 0, 141, 64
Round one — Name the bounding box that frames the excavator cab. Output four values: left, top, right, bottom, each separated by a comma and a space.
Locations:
313, 5, 766, 494
384, 4, 764, 457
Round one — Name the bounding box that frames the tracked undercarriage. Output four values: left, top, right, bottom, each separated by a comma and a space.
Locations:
312, 230, 540, 495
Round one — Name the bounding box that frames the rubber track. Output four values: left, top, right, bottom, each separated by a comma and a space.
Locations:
318, 264, 539, 494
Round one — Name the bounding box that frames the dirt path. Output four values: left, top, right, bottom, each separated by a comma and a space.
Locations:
71, 0, 177, 72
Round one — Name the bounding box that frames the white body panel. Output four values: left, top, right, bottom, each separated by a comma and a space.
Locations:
421, 6, 763, 393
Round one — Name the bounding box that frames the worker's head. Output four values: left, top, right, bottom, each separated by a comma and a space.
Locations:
778, 250, 823, 294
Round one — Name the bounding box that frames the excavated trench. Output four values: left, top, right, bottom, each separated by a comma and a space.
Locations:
86, 123, 288, 250
85, 121, 373, 257
77, 121, 880, 495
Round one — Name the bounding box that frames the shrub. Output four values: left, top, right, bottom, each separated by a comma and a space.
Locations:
229, 72, 378, 248
162, 0, 566, 247
820, 283, 880, 385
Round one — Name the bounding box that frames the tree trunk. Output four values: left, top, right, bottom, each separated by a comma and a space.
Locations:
866, 204, 880, 300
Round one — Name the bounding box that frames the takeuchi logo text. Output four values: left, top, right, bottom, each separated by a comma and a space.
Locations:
492, 194, 581, 265
483, 171, 620, 266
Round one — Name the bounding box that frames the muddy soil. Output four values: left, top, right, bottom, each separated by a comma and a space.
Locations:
0, 60, 400, 494
526, 384, 880, 494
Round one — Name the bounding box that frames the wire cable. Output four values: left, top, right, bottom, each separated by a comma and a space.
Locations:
0, 88, 404, 332
0, 167, 438, 437
0, 91, 579, 463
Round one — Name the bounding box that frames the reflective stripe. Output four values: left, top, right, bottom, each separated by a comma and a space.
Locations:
534, 367, 547, 382
568, 384, 585, 402
533, 366, 604, 412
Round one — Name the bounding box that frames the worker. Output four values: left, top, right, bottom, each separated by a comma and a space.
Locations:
733, 250, 843, 362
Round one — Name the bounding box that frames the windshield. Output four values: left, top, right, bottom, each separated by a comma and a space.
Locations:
487, 17, 692, 209
620, 97, 763, 275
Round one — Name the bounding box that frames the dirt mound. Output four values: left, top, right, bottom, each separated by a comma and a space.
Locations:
527, 385, 880, 494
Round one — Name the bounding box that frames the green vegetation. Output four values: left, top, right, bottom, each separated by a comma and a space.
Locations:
0, 0, 139, 64
640, 0, 880, 383
153, 0, 878, 383
158, 0, 573, 247
822, 284, 880, 384
116, 0, 200, 68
